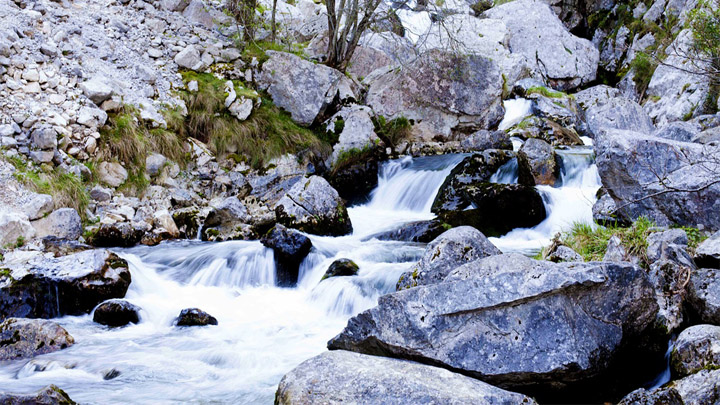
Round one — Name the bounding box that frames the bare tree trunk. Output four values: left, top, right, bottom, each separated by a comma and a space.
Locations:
271, 0, 278, 44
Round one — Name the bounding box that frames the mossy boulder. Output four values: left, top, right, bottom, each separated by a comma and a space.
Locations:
0, 384, 76, 404
321, 259, 359, 281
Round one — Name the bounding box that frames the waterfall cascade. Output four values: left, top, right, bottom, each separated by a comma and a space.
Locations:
0, 138, 603, 403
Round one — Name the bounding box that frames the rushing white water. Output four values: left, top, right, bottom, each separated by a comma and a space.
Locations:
490, 147, 602, 255
0, 154, 465, 404
498, 98, 533, 131
646, 337, 676, 391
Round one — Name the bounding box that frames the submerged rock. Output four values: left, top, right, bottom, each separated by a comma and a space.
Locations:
321, 259, 359, 281
276, 350, 537, 405
0, 318, 74, 360
274, 176, 352, 236
261, 224, 312, 287
330, 254, 659, 399
0, 250, 131, 320
93, 299, 141, 327
0, 384, 76, 405
175, 308, 218, 326
397, 226, 500, 290
367, 220, 448, 243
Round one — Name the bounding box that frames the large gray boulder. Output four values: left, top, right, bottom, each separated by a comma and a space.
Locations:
644, 29, 715, 126
329, 254, 659, 393
276, 350, 537, 405
274, 176, 352, 236
645, 229, 696, 332
695, 230, 720, 268
0, 210, 35, 247
0, 385, 76, 404
32, 208, 83, 240
97, 161, 128, 188
594, 130, 720, 230
79, 77, 113, 105
260, 224, 312, 286
0, 318, 74, 360
484, 0, 599, 90
671, 324, 720, 378
258, 51, 354, 126
687, 268, 720, 325
584, 97, 655, 137
326, 105, 379, 166
366, 49, 504, 140
0, 250, 131, 320
619, 369, 720, 404
397, 226, 501, 290
200, 197, 253, 241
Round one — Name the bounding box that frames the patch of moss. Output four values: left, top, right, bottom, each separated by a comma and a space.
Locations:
373, 115, 411, 149
525, 86, 570, 99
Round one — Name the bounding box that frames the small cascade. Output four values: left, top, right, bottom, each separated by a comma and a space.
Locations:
498, 99, 533, 131
490, 158, 519, 184
490, 146, 601, 254
646, 337, 676, 391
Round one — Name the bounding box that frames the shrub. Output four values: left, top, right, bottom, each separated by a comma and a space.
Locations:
373, 116, 411, 149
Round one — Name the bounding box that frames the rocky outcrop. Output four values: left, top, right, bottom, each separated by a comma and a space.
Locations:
645, 229, 695, 332
257, 51, 354, 126
396, 226, 500, 290
200, 197, 253, 241
260, 224, 312, 286
0, 385, 76, 405
89, 222, 145, 248
695, 231, 720, 268
175, 308, 218, 326
671, 324, 720, 378
0, 250, 131, 320
517, 138, 558, 186
484, 0, 599, 90
274, 176, 352, 236
276, 350, 537, 405
594, 130, 720, 230
32, 208, 83, 240
0, 210, 35, 247
644, 30, 715, 126
93, 299, 141, 327
365, 49, 504, 140
687, 268, 720, 324
584, 97, 655, 137
0, 318, 74, 360
321, 259, 359, 281
330, 254, 659, 397
619, 369, 720, 404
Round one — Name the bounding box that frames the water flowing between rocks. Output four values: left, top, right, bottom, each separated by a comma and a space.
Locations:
0, 145, 609, 403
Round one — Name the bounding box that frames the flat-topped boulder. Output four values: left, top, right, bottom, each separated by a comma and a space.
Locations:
0, 250, 131, 320
276, 350, 537, 405
274, 176, 352, 236
330, 254, 659, 398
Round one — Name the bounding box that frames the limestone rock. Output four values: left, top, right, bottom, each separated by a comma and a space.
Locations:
0, 318, 74, 360
32, 208, 83, 240
274, 176, 352, 236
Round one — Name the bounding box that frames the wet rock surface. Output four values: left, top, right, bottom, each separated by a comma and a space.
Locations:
0, 385, 76, 405
274, 176, 352, 236
321, 259, 359, 281
175, 308, 218, 326
0, 318, 74, 360
0, 250, 131, 320
93, 299, 141, 327
671, 324, 720, 378
261, 224, 312, 286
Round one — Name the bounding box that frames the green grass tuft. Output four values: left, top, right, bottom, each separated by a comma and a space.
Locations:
560, 217, 655, 263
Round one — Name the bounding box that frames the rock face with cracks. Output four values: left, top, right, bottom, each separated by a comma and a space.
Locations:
329, 254, 659, 395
